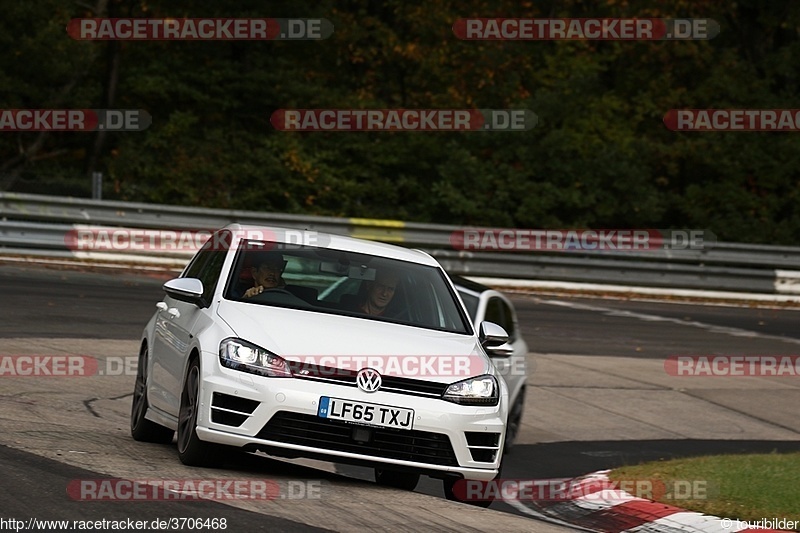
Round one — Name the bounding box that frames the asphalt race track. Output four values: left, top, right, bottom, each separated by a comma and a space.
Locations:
1, 262, 799, 532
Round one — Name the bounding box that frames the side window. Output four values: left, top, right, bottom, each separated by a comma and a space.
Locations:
183, 250, 210, 280
197, 251, 226, 302
485, 297, 516, 342
458, 291, 479, 323
501, 299, 517, 342
182, 231, 229, 303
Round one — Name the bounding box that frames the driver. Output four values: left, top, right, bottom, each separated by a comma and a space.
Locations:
243, 251, 287, 298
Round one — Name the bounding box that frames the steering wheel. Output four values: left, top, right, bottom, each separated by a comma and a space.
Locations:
387, 307, 410, 322
249, 288, 303, 304
262, 288, 294, 296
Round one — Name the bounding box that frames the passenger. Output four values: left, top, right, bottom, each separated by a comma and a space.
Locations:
358, 269, 400, 316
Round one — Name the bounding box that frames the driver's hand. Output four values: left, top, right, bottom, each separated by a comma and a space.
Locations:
244, 285, 264, 298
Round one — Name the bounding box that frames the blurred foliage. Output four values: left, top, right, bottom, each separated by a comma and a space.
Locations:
0, 0, 799, 243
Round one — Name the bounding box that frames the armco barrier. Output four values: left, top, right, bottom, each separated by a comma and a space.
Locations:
1, 192, 799, 294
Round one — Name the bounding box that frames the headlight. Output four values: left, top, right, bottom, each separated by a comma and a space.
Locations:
443, 375, 499, 406
219, 338, 292, 378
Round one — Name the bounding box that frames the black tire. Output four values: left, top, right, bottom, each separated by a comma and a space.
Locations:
443, 455, 504, 508
374, 468, 420, 491
503, 390, 525, 454
177, 358, 221, 466
130, 345, 174, 444
443, 477, 494, 508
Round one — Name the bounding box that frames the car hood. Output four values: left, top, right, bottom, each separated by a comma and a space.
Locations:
216, 300, 491, 383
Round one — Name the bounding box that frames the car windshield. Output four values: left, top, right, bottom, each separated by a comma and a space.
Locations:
224, 239, 472, 335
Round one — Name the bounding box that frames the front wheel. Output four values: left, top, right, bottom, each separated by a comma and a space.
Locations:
130, 345, 174, 444
443, 456, 504, 508
443, 477, 495, 508
177, 358, 221, 466
504, 390, 525, 453
374, 468, 420, 491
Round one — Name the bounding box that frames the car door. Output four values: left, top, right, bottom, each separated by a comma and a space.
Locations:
150, 238, 228, 417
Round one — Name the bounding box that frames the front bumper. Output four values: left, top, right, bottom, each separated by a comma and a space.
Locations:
196, 352, 505, 481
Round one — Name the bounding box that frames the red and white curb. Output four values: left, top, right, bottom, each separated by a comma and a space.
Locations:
504, 470, 790, 532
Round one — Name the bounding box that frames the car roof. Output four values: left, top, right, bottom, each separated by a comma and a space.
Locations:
222, 223, 440, 267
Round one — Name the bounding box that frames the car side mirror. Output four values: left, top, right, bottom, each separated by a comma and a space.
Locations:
163, 278, 207, 308
479, 321, 513, 357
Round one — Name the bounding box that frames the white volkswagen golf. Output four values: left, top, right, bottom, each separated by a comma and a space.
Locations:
131, 225, 510, 504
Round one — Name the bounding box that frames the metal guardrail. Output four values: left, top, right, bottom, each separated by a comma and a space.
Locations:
1, 192, 799, 294
430, 250, 779, 293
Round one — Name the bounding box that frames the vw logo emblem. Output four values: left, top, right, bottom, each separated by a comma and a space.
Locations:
356, 368, 382, 393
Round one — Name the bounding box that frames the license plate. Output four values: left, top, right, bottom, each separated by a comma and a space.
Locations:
318, 397, 414, 430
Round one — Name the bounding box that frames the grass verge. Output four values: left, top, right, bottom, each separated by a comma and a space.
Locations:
610, 452, 800, 523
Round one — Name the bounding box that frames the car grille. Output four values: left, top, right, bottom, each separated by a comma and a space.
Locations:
286, 362, 449, 399
256, 411, 459, 466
